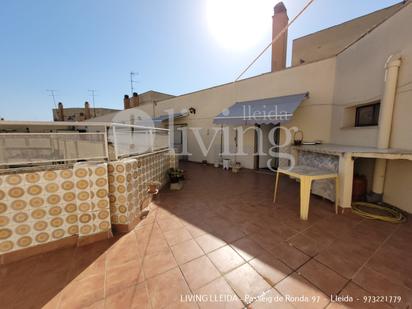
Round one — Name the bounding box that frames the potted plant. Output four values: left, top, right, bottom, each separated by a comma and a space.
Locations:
168, 168, 184, 190
232, 162, 242, 173
147, 181, 161, 195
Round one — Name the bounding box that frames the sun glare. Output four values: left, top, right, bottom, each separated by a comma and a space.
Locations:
206, 0, 273, 51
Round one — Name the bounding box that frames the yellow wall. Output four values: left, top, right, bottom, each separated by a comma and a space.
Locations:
330, 3, 412, 212
384, 160, 412, 211
136, 58, 336, 169
331, 3, 412, 148
291, 3, 404, 66
133, 3, 412, 211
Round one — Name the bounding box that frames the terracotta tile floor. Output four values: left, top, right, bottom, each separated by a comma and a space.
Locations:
1, 162, 412, 309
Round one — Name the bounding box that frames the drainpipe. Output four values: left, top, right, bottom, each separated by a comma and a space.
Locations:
371, 55, 401, 199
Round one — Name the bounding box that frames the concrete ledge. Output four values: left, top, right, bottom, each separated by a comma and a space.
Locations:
112, 223, 131, 234
0, 231, 113, 265
77, 230, 113, 247
0, 235, 78, 265
112, 215, 142, 234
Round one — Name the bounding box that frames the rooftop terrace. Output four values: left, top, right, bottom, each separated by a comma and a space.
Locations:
1, 162, 411, 308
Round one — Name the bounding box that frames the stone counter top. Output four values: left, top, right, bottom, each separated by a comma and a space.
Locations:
292, 144, 412, 160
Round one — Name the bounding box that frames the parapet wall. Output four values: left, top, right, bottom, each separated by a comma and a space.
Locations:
0, 149, 176, 263
108, 150, 177, 231
0, 162, 111, 259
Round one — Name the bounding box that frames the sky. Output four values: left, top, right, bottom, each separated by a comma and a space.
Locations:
0, 0, 401, 121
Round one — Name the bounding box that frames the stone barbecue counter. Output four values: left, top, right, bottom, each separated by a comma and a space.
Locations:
290, 143, 412, 209
292, 144, 412, 160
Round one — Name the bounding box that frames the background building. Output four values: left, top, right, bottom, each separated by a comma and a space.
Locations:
52, 101, 119, 122
51, 90, 174, 122
87, 90, 175, 123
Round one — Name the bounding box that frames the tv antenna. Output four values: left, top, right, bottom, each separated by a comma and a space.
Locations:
88, 89, 97, 117
130, 71, 139, 94
46, 89, 58, 108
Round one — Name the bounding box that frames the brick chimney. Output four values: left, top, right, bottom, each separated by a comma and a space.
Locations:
130, 92, 140, 108
57, 102, 64, 121
271, 2, 289, 72
123, 95, 131, 109
84, 101, 91, 120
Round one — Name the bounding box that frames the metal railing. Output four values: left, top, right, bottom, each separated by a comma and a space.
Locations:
0, 132, 108, 167
109, 123, 169, 159
0, 122, 170, 167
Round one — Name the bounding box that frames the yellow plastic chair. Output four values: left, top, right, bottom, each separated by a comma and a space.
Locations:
273, 165, 339, 220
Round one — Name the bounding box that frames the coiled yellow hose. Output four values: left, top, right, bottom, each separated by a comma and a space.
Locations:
352, 202, 407, 223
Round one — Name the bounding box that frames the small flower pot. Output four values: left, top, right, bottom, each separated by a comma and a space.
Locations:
170, 177, 181, 184
147, 181, 161, 195
170, 181, 183, 190
168, 168, 184, 182
148, 185, 158, 195
232, 162, 241, 173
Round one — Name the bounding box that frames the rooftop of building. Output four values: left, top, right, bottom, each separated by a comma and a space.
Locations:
1, 162, 411, 308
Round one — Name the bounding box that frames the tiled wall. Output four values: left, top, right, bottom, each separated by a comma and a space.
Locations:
73, 163, 111, 236
0, 149, 176, 257
109, 150, 176, 226
0, 162, 110, 255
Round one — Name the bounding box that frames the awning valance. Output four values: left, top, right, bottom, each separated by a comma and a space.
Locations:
213, 92, 309, 125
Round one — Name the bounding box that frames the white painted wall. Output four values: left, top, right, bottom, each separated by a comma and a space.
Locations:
136, 58, 336, 169
330, 3, 412, 212
291, 3, 404, 66
133, 3, 412, 212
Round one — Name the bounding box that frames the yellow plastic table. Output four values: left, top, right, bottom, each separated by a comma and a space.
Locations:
273, 165, 339, 220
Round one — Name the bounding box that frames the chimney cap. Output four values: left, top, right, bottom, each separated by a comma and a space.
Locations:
274, 2, 287, 14
132, 92, 138, 97
58, 102, 63, 107
85, 101, 90, 107
124, 94, 129, 99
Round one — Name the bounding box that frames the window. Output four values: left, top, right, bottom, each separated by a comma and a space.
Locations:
355, 102, 380, 127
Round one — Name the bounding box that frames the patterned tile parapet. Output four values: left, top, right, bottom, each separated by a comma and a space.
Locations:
0, 162, 111, 255
108, 150, 176, 227
73, 163, 111, 237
